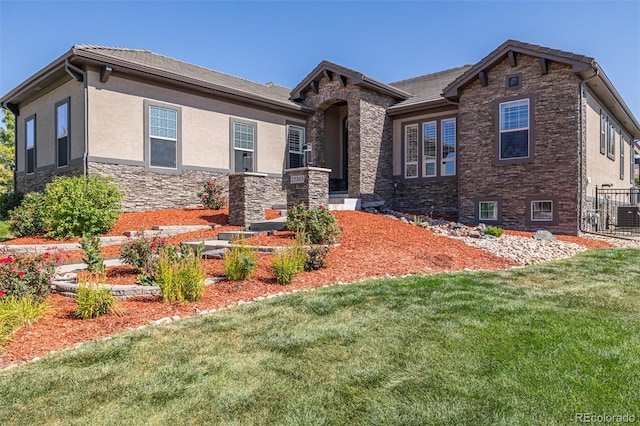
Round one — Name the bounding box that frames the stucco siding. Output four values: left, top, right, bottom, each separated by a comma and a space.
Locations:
87, 71, 298, 174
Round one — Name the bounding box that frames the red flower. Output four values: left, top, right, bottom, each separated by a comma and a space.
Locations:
17, 271, 25, 277
0, 290, 5, 298
318, 205, 323, 209
208, 183, 213, 189
0, 257, 13, 263
151, 242, 157, 248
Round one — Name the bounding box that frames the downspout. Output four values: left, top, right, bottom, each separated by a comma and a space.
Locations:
579, 69, 599, 233
65, 59, 88, 178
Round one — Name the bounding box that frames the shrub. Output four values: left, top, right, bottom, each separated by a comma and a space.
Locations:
156, 243, 205, 303
8, 192, 46, 237
0, 251, 60, 303
304, 246, 330, 271
81, 234, 105, 274
197, 177, 227, 210
43, 174, 122, 239
76, 278, 120, 319
285, 204, 340, 244
120, 235, 168, 278
485, 226, 504, 238
0, 191, 24, 219
223, 240, 258, 281
0, 295, 50, 344
272, 242, 306, 285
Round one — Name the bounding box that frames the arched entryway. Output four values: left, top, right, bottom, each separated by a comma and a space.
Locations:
323, 101, 349, 192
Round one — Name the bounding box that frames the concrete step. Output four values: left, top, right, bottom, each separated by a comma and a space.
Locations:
328, 198, 361, 211
217, 230, 261, 241
249, 217, 286, 232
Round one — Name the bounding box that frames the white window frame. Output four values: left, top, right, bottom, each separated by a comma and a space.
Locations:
479, 201, 498, 221
422, 121, 437, 177
608, 122, 616, 160
404, 124, 418, 178
620, 130, 625, 180
149, 105, 178, 169
531, 200, 553, 221
499, 98, 530, 160
600, 111, 607, 155
441, 118, 456, 176
287, 124, 305, 169
233, 121, 256, 173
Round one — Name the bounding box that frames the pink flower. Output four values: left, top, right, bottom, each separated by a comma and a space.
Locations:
0, 257, 13, 263
10, 266, 16, 272
0, 290, 4, 298
161, 239, 167, 245
151, 242, 157, 248
17, 271, 25, 277
208, 183, 213, 189
318, 205, 323, 209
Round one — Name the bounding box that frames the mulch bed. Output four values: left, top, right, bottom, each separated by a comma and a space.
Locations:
0, 209, 609, 368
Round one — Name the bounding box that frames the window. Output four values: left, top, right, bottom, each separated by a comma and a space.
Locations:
232, 121, 255, 172
479, 201, 498, 221
403, 117, 456, 179
441, 119, 456, 176
499, 98, 530, 160
149, 105, 178, 169
630, 139, 635, 185
287, 124, 305, 169
25, 115, 35, 174
608, 123, 615, 159
506, 73, 522, 90
600, 111, 606, 155
55, 99, 69, 168
620, 131, 625, 180
405, 124, 418, 178
531, 200, 553, 221
422, 122, 436, 177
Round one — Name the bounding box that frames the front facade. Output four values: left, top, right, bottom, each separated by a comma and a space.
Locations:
2, 40, 639, 235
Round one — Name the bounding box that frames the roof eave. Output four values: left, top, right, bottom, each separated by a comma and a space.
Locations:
387, 98, 453, 117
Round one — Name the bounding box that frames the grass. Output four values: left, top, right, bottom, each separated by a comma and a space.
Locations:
0, 220, 13, 241
1, 248, 639, 425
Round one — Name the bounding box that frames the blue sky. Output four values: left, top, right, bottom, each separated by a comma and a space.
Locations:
1, 0, 639, 121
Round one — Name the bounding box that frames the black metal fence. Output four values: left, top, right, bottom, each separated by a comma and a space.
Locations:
585, 187, 640, 237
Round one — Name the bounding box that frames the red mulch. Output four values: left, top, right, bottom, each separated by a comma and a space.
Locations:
0, 209, 609, 368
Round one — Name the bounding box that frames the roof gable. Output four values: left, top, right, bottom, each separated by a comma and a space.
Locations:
442, 39, 595, 99
290, 60, 411, 101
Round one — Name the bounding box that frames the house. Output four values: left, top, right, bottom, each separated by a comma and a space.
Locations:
2, 40, 639, 235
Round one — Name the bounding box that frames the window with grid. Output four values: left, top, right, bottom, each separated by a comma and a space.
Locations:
422, 122, 436, 177
56, 100, 69, 168
499, 99, 529, 159
441, 119, 456, 176
25, 116, 35, 174
405, 124, 418, 178
287, 125, 305, 169
149, 106, 178, 169
479, 201, 498, 221
531, 200, 553, 221
233, 121, 255, 172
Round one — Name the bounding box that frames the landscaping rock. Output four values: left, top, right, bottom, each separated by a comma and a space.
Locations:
533, 230, 555, 241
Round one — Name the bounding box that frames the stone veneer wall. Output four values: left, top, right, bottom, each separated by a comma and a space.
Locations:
16, 163, 84, 194
457, 55, 582, 235
301, 75, 396, 205
393, 180, 459, 219
89, 162, 222, 212
228, 173, 273, 227
285, 167, 330, 210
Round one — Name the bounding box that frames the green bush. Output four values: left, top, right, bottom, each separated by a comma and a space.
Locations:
43, 175, 122, 239
272, 244, 306, 285
0, 295, 50, 345
485, 225, 504, 238
81, 235, 105, 274
8, 192, 46, 237
197, 177, 227, 210
0, 191, 24, 219
0, 252, 60, 303
75, 279, 120, 319
120, 235, 168, 278
223, 240, 258, 281
156, 243, 205, 303
285, 204, 340, 244
304, 246, 330, 271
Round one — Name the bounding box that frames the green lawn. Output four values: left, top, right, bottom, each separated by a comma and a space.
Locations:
1, 249, 639, 425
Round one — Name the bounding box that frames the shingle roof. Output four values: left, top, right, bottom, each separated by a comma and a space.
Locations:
72, 44, 298, 108
388, 65, 472, 109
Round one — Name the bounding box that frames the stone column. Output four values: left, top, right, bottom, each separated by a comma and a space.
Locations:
285, 167, 331, 210
228, 173, 269, 227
